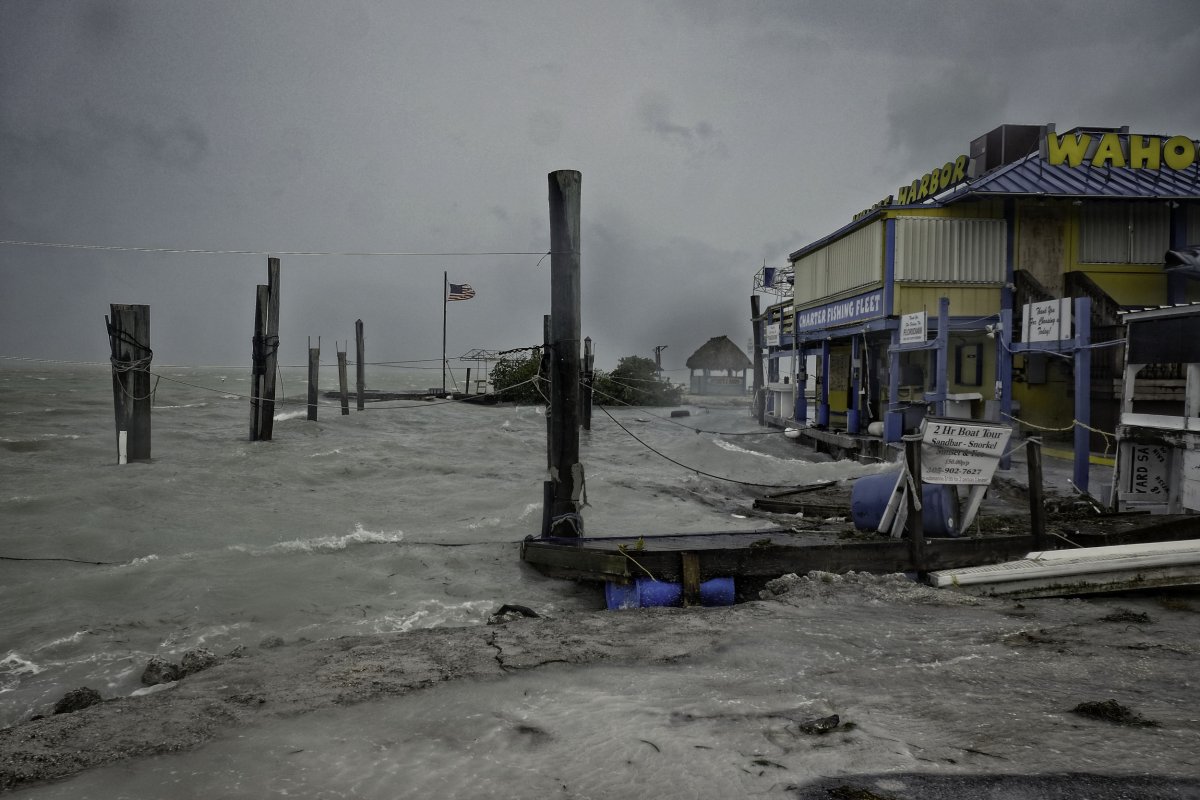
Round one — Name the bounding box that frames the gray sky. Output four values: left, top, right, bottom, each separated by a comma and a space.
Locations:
3, 1, 1198, 372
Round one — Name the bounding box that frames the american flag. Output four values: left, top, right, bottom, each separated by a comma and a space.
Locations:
447, 282, 475, 301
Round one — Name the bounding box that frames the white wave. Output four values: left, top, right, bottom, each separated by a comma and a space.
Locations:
0, 653, 44, 691
360, 599, 496, 633
34, 630, 90, 652
154, 403, 209, 410
122, 554, 160, 568
518, 502, 540, 520
712, 439, 786, 460
310, 448, 343, 458
221, 394, 238, 400
274, 410, 308, 421
230, 523, 404, 556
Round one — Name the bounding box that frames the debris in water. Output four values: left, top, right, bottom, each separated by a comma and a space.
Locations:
796, 713, 841, 735
1071, 699, 1159, 727
53, 687, 102, 715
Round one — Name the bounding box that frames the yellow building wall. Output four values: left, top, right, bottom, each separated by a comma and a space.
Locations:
893, 286, 1001, 318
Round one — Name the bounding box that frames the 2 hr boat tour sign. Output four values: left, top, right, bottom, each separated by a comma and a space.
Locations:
921, 418, 1013, 485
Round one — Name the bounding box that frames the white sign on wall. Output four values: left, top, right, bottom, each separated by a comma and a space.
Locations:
899, 311, 927, 345
765, 323, 781, 347
1023, 298, 1073, 343
921, 418, 1013, 485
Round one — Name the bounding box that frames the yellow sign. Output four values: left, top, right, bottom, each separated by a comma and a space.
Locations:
1044, 131, 1198, 170
852, 154, 970, 221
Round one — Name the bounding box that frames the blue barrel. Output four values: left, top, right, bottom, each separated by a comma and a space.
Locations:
850, 472, 958, 537
605, 577, 736, 610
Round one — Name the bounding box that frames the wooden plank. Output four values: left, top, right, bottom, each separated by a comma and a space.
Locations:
681, 552, 701, 605
260, 257, 281, 439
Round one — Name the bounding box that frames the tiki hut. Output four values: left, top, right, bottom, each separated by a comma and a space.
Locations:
686, 336, 751, 395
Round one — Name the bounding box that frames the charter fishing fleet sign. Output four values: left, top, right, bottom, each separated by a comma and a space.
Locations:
920, 418, 1013, 485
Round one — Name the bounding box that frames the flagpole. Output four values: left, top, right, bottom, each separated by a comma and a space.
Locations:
442, 271, 447, 395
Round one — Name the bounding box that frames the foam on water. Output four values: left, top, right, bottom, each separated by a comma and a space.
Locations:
227, 524, 405, 556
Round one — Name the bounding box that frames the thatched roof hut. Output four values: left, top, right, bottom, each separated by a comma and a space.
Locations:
686, 336, 751, 396
686, 336, 751, 373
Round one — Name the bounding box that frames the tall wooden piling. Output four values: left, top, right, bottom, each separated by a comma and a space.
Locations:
751, 296, 765, 424
337, 346, 350, 416
105, 304, 152, 463
250, 285, 269, 440
260, 257, 281, 438
308, 337, 320, 421
355, 319, 365, 411
250, 257, 281, 441
547, 170, 583, 536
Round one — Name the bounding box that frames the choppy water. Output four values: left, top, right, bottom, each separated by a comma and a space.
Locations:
0, 362, 871, 730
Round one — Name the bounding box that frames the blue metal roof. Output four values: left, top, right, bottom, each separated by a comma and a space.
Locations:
942, 150, 1200, 202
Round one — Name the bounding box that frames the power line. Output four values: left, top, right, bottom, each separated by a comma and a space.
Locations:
0, 239, 556, 259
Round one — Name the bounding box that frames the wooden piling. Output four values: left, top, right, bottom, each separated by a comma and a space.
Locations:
465, 367, 472, 396
547, 170, 583, 537
308, 337, 320, 421
751, 296, 765, 425
105, 304, 152, 462
249, 285, 269, 440
905, 437, 926, 574
355, 319, 365, 412
260, 257, 281, 439
581, 336, 594, 431
337, 346, 350, 416
1027, 438, 1048, 550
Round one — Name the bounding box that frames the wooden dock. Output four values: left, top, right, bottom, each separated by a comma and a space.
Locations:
520, 515, 1200, 593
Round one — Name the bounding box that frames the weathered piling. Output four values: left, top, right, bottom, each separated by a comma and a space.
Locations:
337, 346, 350, 416
355, 319, 365, 411
905, 437, 926, 573
751, 295, 765, 424
249, 285, 269, 440
581, 336, 594, 431
260, 257, 282, 438
546, 169, 584, 537
250, 257, 281, 441
308, 338, 320, 421
105, 304, 152, 463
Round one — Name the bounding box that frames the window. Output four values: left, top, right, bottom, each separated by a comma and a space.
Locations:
1079, 203, 1169, 264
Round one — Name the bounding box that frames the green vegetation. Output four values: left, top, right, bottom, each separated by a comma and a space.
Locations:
490, 351, 684, 407
593, 355, 684, 407
490, 350, 543, 404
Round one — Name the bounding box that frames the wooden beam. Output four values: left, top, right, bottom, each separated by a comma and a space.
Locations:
547, 170, 583, 536
106, 304, 152, 462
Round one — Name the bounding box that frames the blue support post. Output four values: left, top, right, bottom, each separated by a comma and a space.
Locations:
998, 307, 1014, 470
933, 297, 949, 417
795, 344, 808, 425
885, 327, 903, 442
817, 339, 831, 428
1073, 297, 1092, 494
847, 336, 861, 434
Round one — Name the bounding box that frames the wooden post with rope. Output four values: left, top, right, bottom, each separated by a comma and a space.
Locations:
337, 345, 350, 416
307, 337, 320, 421
355, 318, 365, 411
105, 303, 152, 463
250, 257, 281, 441
546, 169, 584, 537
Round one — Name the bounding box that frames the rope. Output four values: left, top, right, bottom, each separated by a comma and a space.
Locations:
596, 405, 819, 489
1001, 412, 1115, 456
